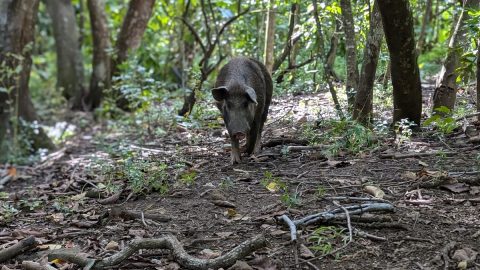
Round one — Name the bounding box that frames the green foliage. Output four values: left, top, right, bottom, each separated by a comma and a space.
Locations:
302, 119, 377, 157
308, 226, 347, 255
394, 119, 416, 146
424, 106, 457, 134
0, 201, 19, 224
261, 171, 300, 207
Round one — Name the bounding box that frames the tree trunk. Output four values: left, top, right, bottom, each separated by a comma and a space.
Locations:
112, 0, 155, 76
377, 0, 422, 126
0, 0, 54, 154
432, 0, 479, 114
45, 0, 86, 110
325, 19, 340, 82
85, 0, 111, 110
477, 38, 480, 121
289, 4, 300, 85
112, 0, 155, 110
416, 0, 432, 53
312, 0, 344, 119
340, 0, 359, 108
263, 0, 275, 74
353, 2, 383, 124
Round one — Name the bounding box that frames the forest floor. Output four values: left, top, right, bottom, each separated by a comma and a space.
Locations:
1, 87, 480, 270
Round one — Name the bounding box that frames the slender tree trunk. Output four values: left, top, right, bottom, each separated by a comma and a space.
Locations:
432, 0, 479, 114
377, 0, 422, 126
0, 0, 54, 154
325, 19, 340, 81
45, 0, 86, 110
112, 0, 156, 110
312, 0, 344, 119
85, 0, 111, 110
353, 2, 383, 124
477, 38, 480, 121
340, 0, 359, 108
416, 0, 433, 53
263, 0, 275, 74
289, 5, 300, 85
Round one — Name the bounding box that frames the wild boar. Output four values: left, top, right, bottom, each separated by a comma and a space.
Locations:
211, 57, 273, 164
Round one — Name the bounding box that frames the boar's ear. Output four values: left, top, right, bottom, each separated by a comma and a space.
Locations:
245, 87, 258, 104
211, 86, 228, 101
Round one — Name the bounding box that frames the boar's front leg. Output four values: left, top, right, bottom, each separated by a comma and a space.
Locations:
231, 137, 242, 164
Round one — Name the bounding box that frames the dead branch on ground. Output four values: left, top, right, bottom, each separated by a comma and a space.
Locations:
0, 236, 37, 263
48, 234, 266, 269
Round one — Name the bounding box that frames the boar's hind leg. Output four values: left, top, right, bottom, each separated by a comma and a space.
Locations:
246, 122, 258, 155
231, 138, 242, 164
254, 109, 269, 154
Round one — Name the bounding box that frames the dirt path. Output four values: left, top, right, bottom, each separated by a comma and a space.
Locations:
1, 92, 480, 269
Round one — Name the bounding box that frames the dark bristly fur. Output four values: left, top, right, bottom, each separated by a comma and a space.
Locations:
212, 57, 273, 164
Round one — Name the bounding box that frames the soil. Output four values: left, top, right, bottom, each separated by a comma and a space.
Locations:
1, 90, 480, 270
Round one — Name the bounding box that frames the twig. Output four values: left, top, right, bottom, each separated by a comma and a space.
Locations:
262, 138, 309, 148
354, 228, 387, 241
293, 203, 394, 227
379, 151, 457, 159
22, 261, 59, 270
0, 236, 37, 263
49, 234, 266, 269
455, 112, 480, 122
332, 202, 352, 243
110, 207, 171, 223
287, 145, 326, 152
325, 196, 390, 203
278, 215, 297, 242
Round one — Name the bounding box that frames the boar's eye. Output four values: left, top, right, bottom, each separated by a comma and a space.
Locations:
243, 101, 249, 108
226, 101, 233, 108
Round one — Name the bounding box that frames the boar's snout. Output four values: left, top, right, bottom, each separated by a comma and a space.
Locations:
232, 132, 246, 140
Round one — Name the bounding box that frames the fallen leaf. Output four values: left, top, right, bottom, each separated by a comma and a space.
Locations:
199, 248, 221, 259
418, 160, 429, 167
213, 200, 236, 208
363, 185, 385, 199
299, 244, 315, 259
441, 183, 470, 193
215, 232, 234, 238
71, 192, 86, 201
266, 182, 280, 192
105, 241, 119, 250
228, 260, 253, 270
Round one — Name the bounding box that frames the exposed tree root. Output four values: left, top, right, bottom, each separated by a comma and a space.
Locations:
48, 234, 266, 269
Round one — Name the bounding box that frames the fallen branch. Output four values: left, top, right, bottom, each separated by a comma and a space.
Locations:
49, 234, 266, 270
293, 203, 394, 227
263, 138, 309, 148
455, 112, 480, 122
22, 261, 57, 270
110, 207, 171, 223
278, 215, 297, 242
0, 236, 37, 263
286, 145, 326, 152
379, 151, 456, 159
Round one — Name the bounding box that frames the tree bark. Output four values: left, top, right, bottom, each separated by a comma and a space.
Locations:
85, 0, 111, 110
432, 0, 479, 114
377, 0, 422, 126
45, 0, 86, 110
340, 0, 359, 108
111, 0, 155, 110
112, 0, 155, 77
477, 38, 480, 121
325, 19, 340, 82
264, 0, 275, 74
289, 4, 300, 85
353, 2, 383, 124
416, 0, 433, 53
0, 0, 54, 153
312, 0, 344, 119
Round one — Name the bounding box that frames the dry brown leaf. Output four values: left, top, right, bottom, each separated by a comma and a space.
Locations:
363, 185, 385, 199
